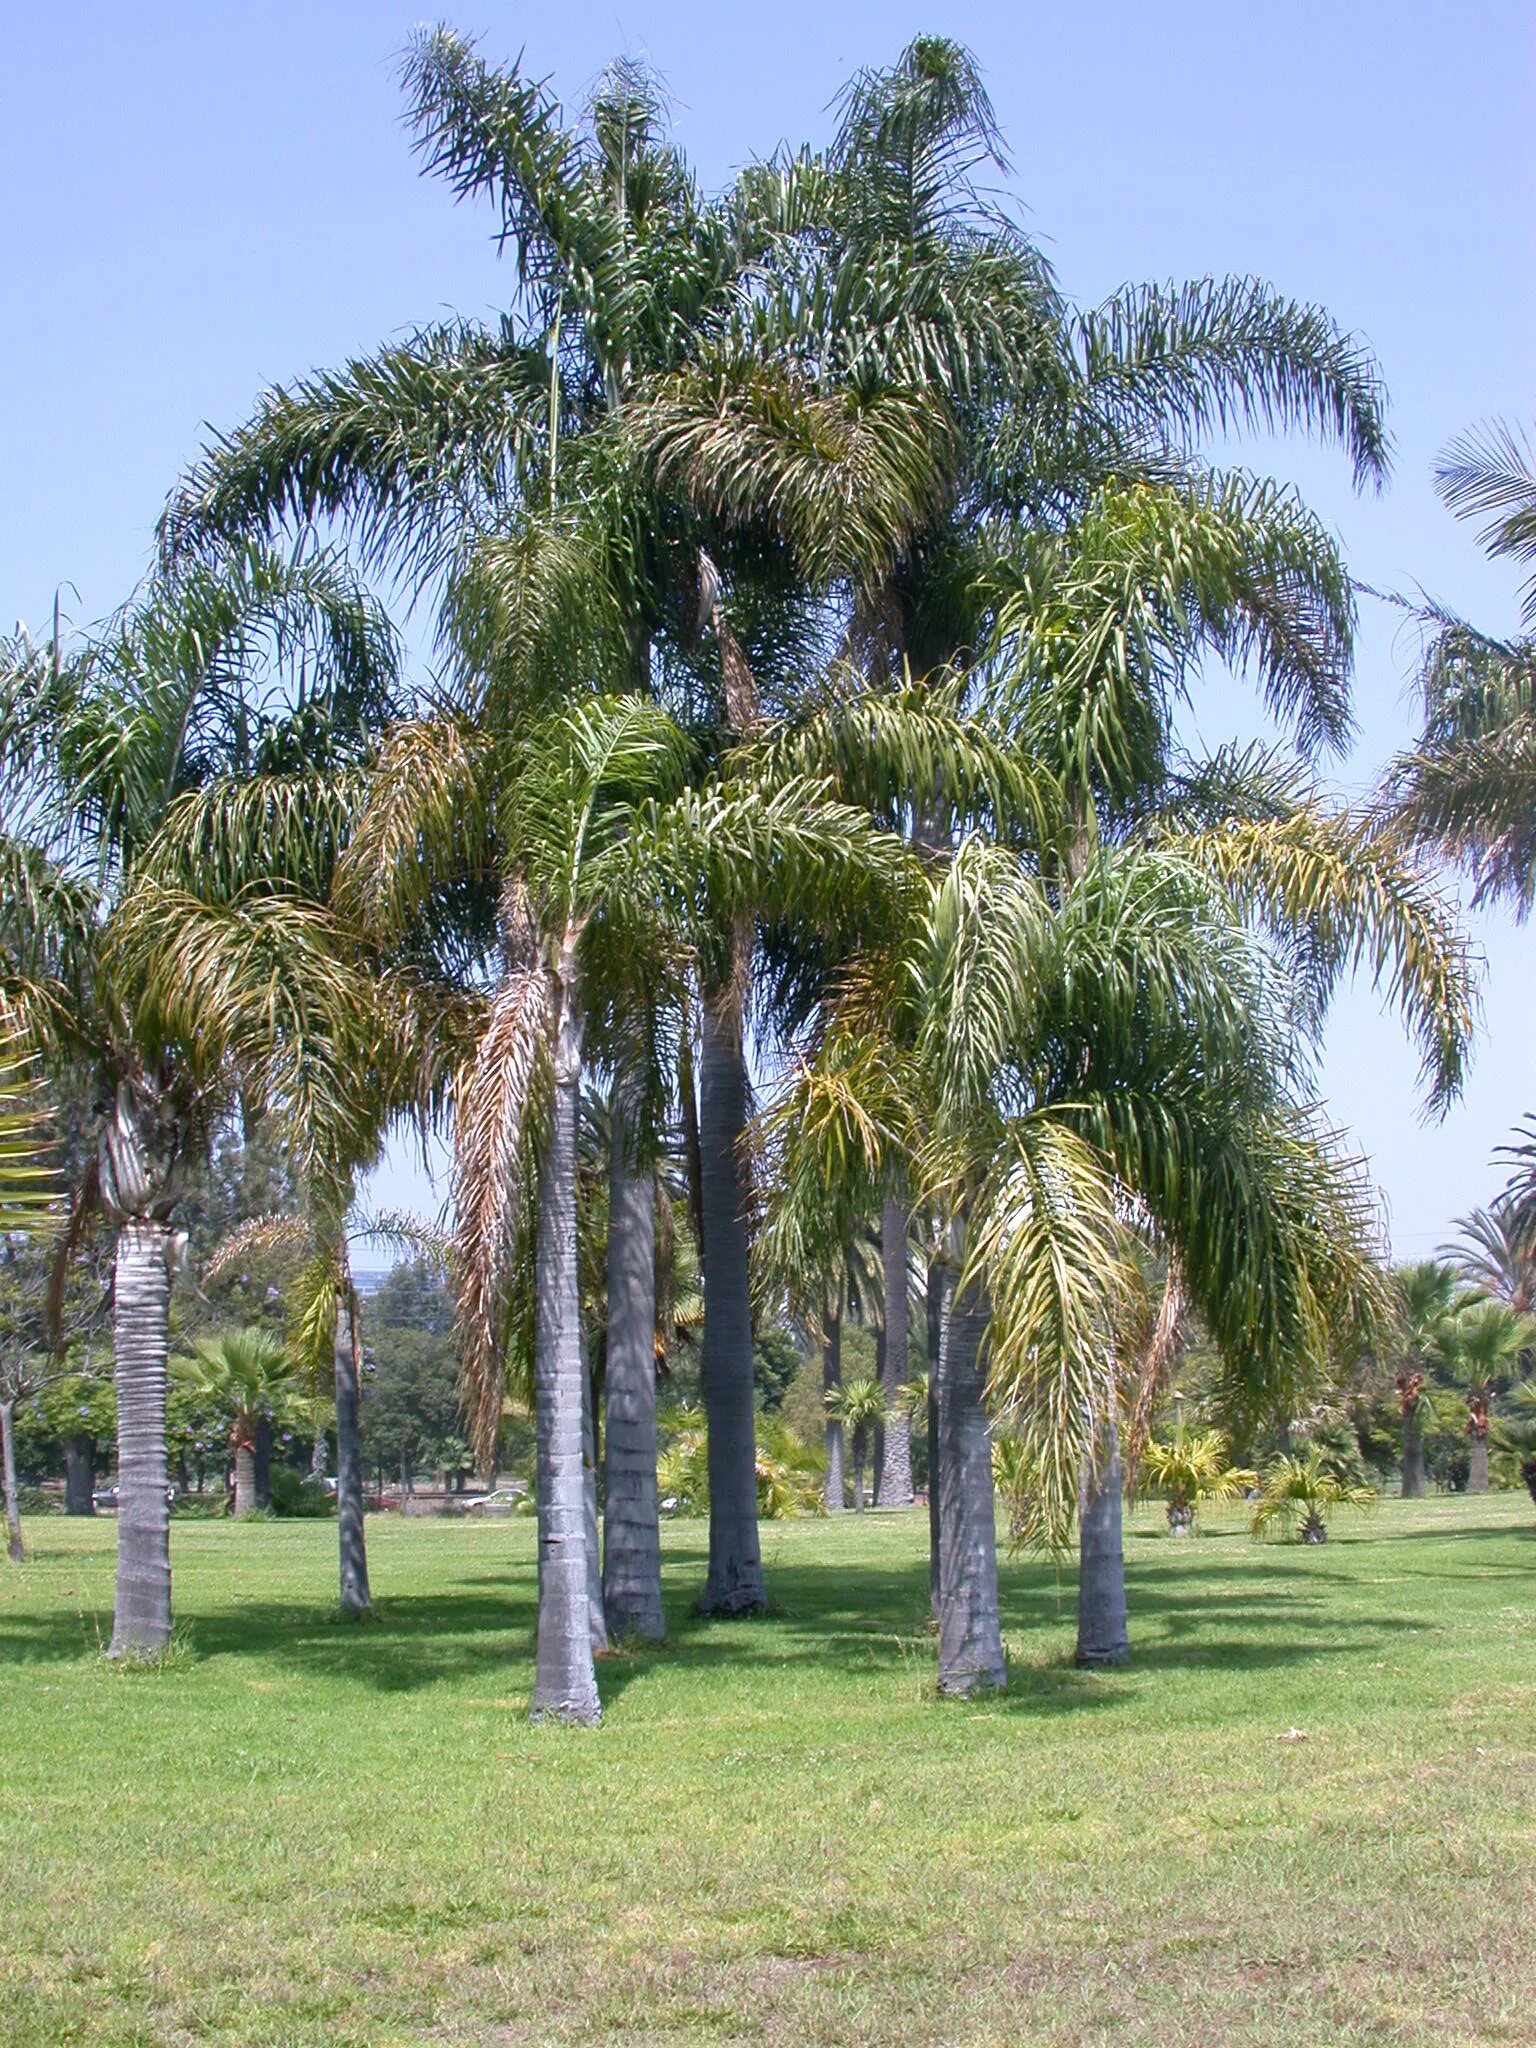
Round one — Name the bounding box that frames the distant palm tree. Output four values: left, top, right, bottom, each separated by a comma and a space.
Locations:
825, 1375, 887, 1512
1391, 1263, 1462, 1499
174, 1328, 296, 1518
1432, 1297, 1536, 1494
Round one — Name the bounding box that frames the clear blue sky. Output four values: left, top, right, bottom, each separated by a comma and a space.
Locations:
5, 1, 1532, 1255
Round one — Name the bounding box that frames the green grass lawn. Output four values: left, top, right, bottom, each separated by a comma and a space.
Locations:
2, 1495, 1533, 2047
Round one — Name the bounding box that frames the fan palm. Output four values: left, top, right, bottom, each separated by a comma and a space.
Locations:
173, 1327, 296, 1517
1390, 1261, 1462, 1499
0, 544, 400, 1653
1250, 1447, 1378, 1544
1432, 1297, 1536, 1495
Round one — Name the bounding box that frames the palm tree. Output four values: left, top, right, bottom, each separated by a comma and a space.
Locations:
0, 1024, 62, 1558
1391, 1262, 1461, 1499
1250, 1448, 1377, 1543
415, 695, 908, 1722
1138, 1428, 1254, 1535
173, 1327, 296, 1517
1432, 1296, 1536, 1495
1494, 1382, 1536, 1508
0, 545, 400, 1654
825, 1375, 887, 1512
1386, 421, 1536, 910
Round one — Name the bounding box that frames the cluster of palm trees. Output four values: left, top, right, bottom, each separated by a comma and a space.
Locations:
0, 30, 1498, 1720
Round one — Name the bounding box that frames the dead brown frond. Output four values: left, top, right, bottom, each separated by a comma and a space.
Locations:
451, 962, 552, 1469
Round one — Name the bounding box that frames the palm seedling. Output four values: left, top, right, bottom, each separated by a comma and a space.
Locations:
1250, 1447, 1378, 1544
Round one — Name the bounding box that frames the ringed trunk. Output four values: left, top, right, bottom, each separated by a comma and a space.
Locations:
822, 1304, 845, 1512
65, 1435, 95, 1516
581, 1333, 607, 1654
876, 1193, 914, 1507
934, 1243, 1005, 1696
698, 992, 765, 1616
110, 1219, 173, 1656
232, 1438, 258, 1518
530, 964, 600, 1725
602, 1095, 665, 1642
2, 1400, 22, 1563
927, 1256, 947, 1620
1076, 1409, 1130, 1669
334, 1289, 371, 1617
1401, 1415, 1427, 1499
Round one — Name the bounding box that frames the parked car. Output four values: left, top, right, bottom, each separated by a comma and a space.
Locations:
91, 1485, 177, 1511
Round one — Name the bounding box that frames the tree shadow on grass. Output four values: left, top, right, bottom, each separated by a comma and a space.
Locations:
0, 1517, 1507, 1703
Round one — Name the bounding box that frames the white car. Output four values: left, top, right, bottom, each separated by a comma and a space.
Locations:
462, 1486, 527, 1515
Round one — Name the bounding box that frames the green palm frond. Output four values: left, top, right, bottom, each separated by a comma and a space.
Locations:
1070, 278, 1390, 490
1250, 1447, 1377, 1541
0, 1017, 58, 1233
1435, 419, 1536, 625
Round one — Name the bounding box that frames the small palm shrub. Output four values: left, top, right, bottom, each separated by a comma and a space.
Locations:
1139, 1428, 1254, 1534
1251, 1447, 1378, 1544
656, 1409, 823, 1519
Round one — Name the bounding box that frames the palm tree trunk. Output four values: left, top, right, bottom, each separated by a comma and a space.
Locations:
927, 1255, 947, 1619
65, 1435, 95, 1516
853, 1425, 867, 1512
309, 1431, 328, 1483
110, 1219, 173, 1656
1468, 1432, 1490, 1494
581, 1334, 608, 1654
1076, 1408, 1130, 1668
2, 1400, 23, 1563
935, 1244, 1005, 1696
698, 991, 765, 1616
233, 1439, 258, 1518
877, 1193, 914, 1507
334, 1289, 372, 1617
1401, 1414, 1427, 1499
254, 1417, 273, 1509
822, 1304, 845, 1512
602, 1096, 665, 1641
531, 964, 600, 1725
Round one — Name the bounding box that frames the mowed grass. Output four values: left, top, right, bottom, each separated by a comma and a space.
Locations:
2, 1496, 1534, 2048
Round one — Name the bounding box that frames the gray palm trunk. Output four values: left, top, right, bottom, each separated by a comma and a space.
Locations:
333, 1290, 372, 1617
877, 1193, 913, 1507
233, 1436, 258, 1517
309, 1431, 328, 1483
927, 1259, 944, 1617
822, 1304, 845, 1512
1076, 1410, 1130, 1668
530, 964, 601, 1724
602, 1103, 665, 1641
698, 995, 766, 1615
109, 1219, 173, 1656
1401, 1413, 1427, 1498
2, 1400, 22, 1562
581, 1337, 608, 1654
64, 1435, 95, 1515
1468, 1432, 1490, 1494
934, 1244, 1005, 1696
852, 1424, 869, 1511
